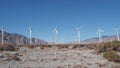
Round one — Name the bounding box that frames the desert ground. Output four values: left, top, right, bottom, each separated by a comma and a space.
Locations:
0, 44, 120, 68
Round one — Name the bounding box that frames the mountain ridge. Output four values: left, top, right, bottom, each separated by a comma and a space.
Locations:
0, 30, 47, 45
70, 35, 119, 44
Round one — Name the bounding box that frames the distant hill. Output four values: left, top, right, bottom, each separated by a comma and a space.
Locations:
0, 30, 47, 45
71, 35, 119, 44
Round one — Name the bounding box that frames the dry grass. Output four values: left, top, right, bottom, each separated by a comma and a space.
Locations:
7, 54, 20, 61
73, 65, 83, 68
58, 45, 68, 49
52, 58, 58, 61
96, 41, 120, 53
0, 45, 17, 51
96, 41, 120, 62
27, 45, 36, 49
71, 44, 81, 49
103, 51, 120, 62
44, 44, 52, 47
56, 66, 64, 68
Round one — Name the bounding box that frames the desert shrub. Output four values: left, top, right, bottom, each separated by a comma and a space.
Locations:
59, 45, 68, 49
0, 45, 16, 51
71, 44, 84, 49
56, 66, 64, 68
96, 42, 107, 53
103, 51, 120, 62
40, 46, 44, 49
27, 45, 35, 49
7, 54, 20, 61
44, 44, 52, 47
86, 44, 96, 49
116, 47, 120, 51
96, 41, 120, 53
110, 41, 120, 51
72, 44, 79, 49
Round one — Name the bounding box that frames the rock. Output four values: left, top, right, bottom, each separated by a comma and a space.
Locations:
54, 52, 58, 55
68, 45, 74, 49
35, 47, 41, 51
12, 52, 19, 56
3, 57, 10, 61
0, 54, 4, 58
22, 59, 26, 62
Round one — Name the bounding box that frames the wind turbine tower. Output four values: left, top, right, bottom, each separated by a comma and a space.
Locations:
1, 26, 5, 45
29, 27, 32, 45
61, 37, 64, 44
53, 27, 58, 44
35, 39, 38, 45
114, 28, 120, 41
97, 27, 103, 43
77, 27, 80, 44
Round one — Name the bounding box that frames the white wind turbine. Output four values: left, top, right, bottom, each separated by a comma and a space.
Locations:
53, 26, 58, 44
114, 28, 120, 41
35, 39, 38, 45
1, 26, 5, 45
61, 37, 64, 44
29, 27, 32, 45
76, 27, 80, 44
97, 27, 104, 43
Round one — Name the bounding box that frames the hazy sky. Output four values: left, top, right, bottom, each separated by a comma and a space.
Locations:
0, 0, 120, 43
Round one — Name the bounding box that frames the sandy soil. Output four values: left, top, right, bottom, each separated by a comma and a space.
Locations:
0, 46, 120, 68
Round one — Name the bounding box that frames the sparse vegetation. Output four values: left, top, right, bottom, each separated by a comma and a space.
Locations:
8, 54, 20, 61
27, 45, 36, 49
96, 42, 107, 53
52, 58, 58, 61
96, 41, 120, 53
0, 45, 17, 51
71, 44, 81, 49
44, 44, 52, 47
40, 46, 44, 49
103, 51, 120, 62
56, 66, 64, 68
96, 41, 120, 62
59, 45, 68, 49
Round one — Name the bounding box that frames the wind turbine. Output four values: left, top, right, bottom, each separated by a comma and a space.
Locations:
35, 39, 38, 45
1, 26, 5, 45
97, 27, 103, 43
61, 37, 64, 44
76, 27, 80, 44
29, 26, 32, 45
114, 28, 120, 41
53, 26, 58, 44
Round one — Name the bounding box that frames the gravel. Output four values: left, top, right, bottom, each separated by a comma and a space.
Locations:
0, 46, 120, 68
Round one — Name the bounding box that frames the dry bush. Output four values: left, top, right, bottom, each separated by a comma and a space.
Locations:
16, 45, 23, 47
96, 42, 107, 53
71, 44, 96, 49
52, 58, 58, 61
44, 44, 52, 47
27, 45, 36, 49
36, 44, 52, 49
59, 45, 68, 49
40, 46, 44, 49
73, 65, 83, 68
0, 45, 17, 51
7, 54, 20, 61
71, 44, 95, 49
71, 44, 79, 49
96, 41, 120, 62
86, 44, 96, 49
56, 66, 64, 68
103, 51, 120, 62
71, 44, 81, 49
96, 41, 120, 53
